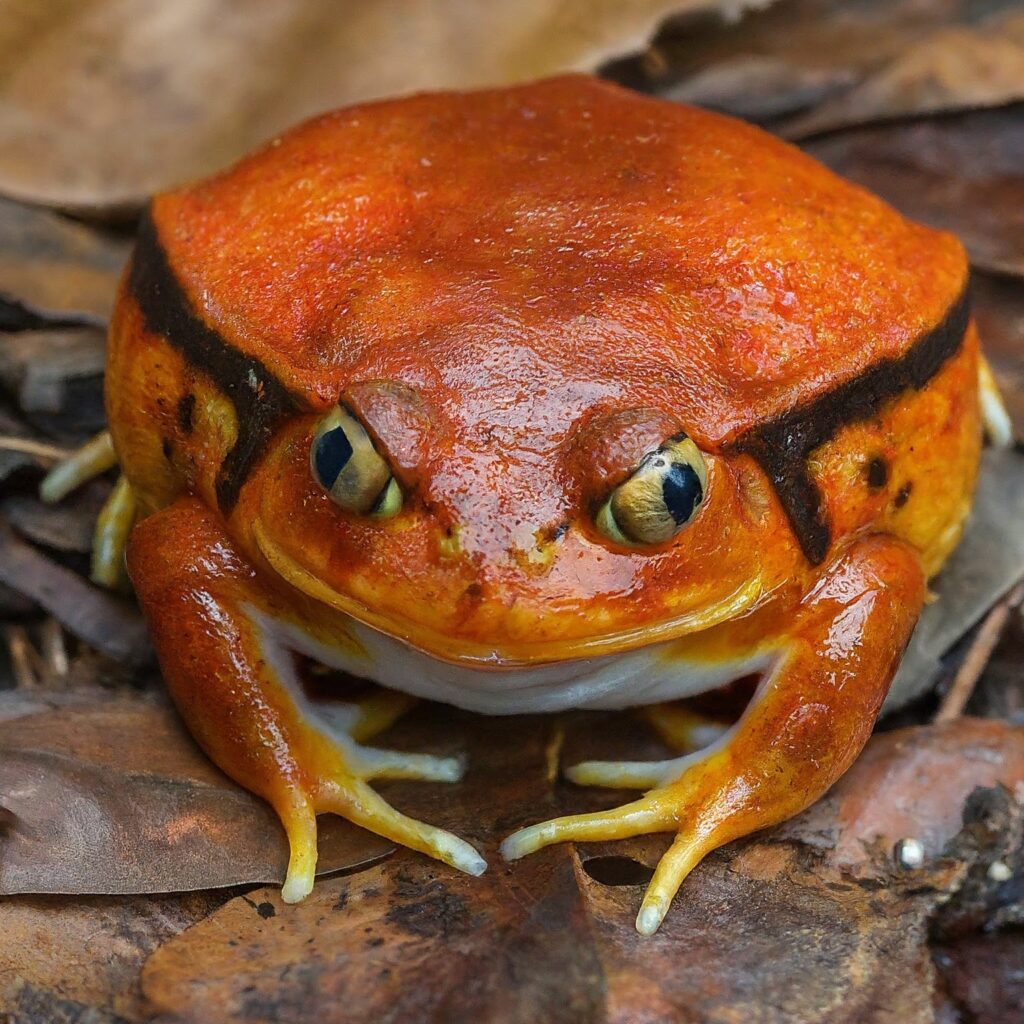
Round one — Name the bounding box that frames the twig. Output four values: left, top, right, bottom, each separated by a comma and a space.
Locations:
0, 435, 73, 462
934, 581, 1024, 723
4, 626, 41, 688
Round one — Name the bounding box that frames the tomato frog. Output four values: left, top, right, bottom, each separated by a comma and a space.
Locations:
42, 76, 1012, 934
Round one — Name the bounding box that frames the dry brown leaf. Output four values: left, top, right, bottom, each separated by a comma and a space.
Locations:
803, 105, 1024, 279
0, 0, 767, 216
139, 710, 1024, 1024
0, 689, 394, 895
0, 519, 151, 665
0, 327, 107, 438
781, 13, 1024, 139
0, 196, 128, 324
631, 0, 1011, 122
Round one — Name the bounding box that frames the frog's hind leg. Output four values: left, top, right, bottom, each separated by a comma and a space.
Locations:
128, 496, 485, 905
502, 536, 925, 934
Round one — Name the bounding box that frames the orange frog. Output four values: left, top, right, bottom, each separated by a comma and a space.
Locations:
43, 76, 1011, 933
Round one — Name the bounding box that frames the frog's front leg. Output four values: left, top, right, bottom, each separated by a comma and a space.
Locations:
127, 496, 485, 903
502, 535, 925, 934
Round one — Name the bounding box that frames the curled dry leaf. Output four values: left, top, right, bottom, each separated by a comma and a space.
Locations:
1, 483, 108, 555
803, 105, 1024, 279
139, 708, 1024, 1024
0, 196, 128, 325
0, 0, 766, 216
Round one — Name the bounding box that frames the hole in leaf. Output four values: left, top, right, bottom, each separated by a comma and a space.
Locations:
582, 855, 654, 886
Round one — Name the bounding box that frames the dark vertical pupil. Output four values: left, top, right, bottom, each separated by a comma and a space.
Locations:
662, 462, 702, 525
313, 426, 353, 488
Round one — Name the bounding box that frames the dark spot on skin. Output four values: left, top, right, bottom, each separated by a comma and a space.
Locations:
662, 461, 703, 524
894, 482, 913, 509
867, 456, 888, 489
730, 288, 969, 564
367, 936, 385, 947
333, 890, 349, 913
161, 437, 172, 461
177, 393, 196, 434
464, 582, 483, 601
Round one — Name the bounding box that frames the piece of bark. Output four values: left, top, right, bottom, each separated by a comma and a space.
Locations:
0, 0, 769, 217
139, 709, 1024, 1024
802, 105, 1024, 280
0, 196, 128, 324
0, 689, 395, 895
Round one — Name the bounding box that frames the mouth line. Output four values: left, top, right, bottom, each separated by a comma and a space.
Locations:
252, 521, 764, 668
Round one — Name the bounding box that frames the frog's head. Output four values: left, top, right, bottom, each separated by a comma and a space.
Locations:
246, 362, 779, 665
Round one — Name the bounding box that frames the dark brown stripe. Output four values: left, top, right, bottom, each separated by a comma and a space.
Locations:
128, 209, 302, 513
730, 288, 969, 565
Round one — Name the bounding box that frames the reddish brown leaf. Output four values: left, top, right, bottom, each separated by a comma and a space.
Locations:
0, 690, 394, 894
0, 890, 226, 1023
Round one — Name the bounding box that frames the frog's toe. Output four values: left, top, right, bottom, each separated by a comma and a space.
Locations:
500, 797, 667, 861
320, 776, 486, 876
353, 745, 466, 782
563, 756, 688, 789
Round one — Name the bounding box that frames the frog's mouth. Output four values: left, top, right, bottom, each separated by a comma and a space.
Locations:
252, 521, 764, 668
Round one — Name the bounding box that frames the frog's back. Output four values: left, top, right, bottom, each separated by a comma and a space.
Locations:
140, 74, 967, 450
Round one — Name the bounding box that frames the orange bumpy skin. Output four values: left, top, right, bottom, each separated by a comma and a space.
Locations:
99, 76, 984, 930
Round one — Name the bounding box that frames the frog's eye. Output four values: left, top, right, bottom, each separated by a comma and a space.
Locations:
310, 405, 401, 518
596, 434, 707, 546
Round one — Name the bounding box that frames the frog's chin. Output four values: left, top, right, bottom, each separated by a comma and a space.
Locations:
252, 521, 764, 668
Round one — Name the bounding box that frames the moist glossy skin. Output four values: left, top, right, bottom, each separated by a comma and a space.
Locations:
103, 75, 984, 931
